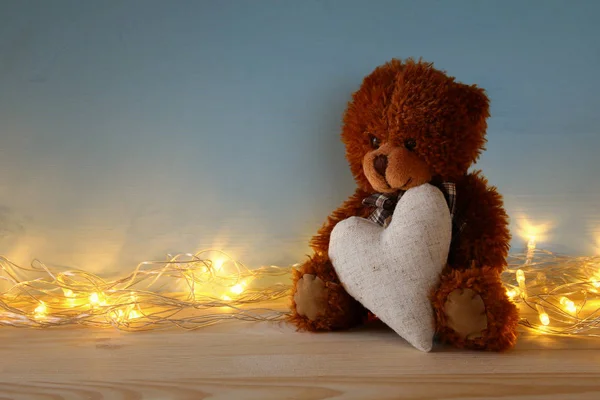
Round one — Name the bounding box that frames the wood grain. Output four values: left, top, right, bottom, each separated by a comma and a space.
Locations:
1, 320, 599, 399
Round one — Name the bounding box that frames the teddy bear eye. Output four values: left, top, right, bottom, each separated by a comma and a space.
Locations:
369, 134, 381, 149
404, 138, 417, 151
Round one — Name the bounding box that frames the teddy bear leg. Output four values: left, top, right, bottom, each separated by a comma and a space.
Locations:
287, 253, 367, 332
431, 266, 520, 351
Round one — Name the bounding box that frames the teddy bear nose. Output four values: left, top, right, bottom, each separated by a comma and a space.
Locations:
373, 154, 388, 176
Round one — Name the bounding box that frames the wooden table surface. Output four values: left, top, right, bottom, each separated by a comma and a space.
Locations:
1, 318, 599, 400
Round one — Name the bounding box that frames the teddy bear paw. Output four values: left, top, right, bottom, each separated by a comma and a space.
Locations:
294, 274, 329, 321
443, 288, 488, 340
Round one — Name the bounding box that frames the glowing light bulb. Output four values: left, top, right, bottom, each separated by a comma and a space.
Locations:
89, 292, 107, 306
591, 277, 600, 288
516, 269, 525, 284
221, 295, 232, 301
63, 289, 74, 298
515, 269, 527, 298
128, 310, 140, 319
110, 309, 126, 323
90, 293, 100, 304
506, 288, 519, 299
527, 236, 537, 250
536, 304, 550, 326
560, 296, 577, 313
213, 258, 225, 272
34, 301, 47, 317
230, 284, 244, 295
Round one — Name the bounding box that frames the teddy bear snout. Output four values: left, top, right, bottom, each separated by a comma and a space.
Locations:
373, 154, 388, 176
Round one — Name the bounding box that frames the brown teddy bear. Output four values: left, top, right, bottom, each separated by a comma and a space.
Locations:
288, 58, 520, 351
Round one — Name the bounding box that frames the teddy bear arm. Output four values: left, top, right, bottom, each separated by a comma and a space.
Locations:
450, 171, 511, 273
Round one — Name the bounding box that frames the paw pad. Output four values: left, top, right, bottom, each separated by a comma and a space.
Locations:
294, 274, 328, 321
444, 288, 488, 340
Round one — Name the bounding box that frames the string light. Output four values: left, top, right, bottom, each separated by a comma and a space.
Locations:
0, 250, 292, 331
503, 239, 600, 336
1, 244, 600, 338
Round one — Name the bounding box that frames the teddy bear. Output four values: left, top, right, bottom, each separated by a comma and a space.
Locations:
288, 58, 520, 351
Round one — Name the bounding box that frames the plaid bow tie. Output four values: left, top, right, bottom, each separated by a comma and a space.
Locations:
362, 182, 457, 227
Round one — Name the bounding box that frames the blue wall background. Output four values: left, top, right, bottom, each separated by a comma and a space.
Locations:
1, 0, 599, 274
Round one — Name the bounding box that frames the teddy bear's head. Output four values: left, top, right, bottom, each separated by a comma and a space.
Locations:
341, 58, 490, 193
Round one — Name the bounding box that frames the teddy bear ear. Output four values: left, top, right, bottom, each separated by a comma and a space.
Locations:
449, 82, 490, 166
449, 82, 490, 137
458, 83, 490, 133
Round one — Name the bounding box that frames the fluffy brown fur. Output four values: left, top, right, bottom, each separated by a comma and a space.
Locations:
288, 58, 519, 351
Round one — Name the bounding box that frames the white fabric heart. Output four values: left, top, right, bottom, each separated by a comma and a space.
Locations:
329, 184, 452, 352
